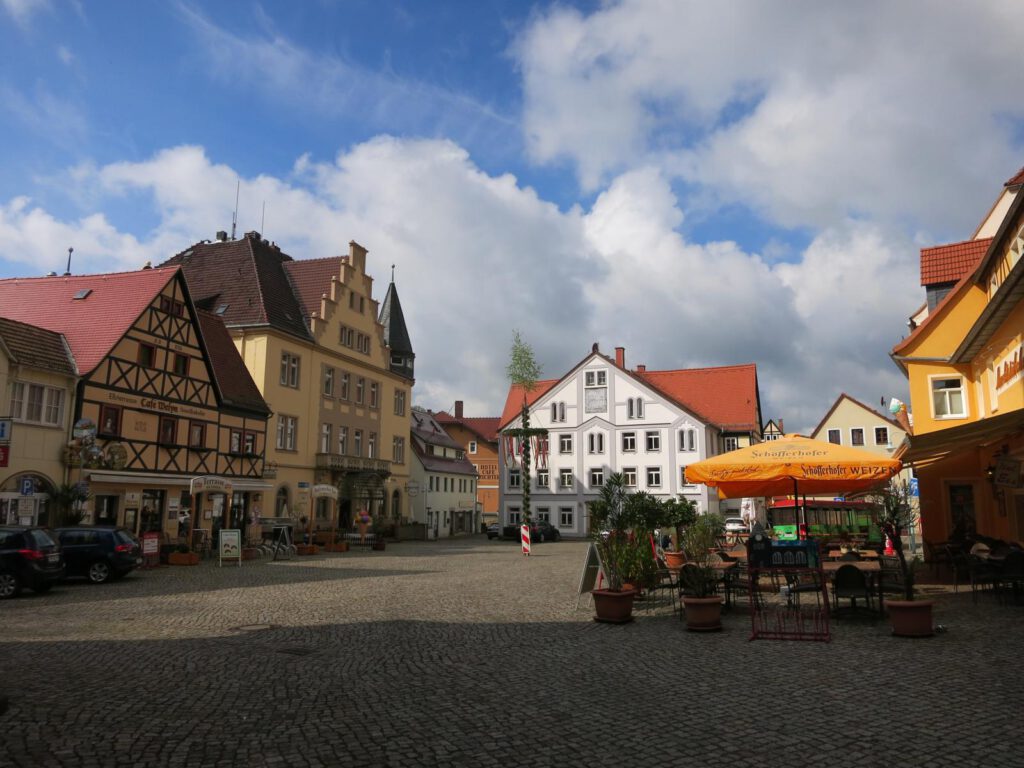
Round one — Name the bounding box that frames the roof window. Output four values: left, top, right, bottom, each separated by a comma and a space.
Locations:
73, 289, 92, 300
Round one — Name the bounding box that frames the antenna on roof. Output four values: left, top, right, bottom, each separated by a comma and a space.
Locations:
230, 179, 240, 240
261, 200, 266, 237
64, 247, 73, 276
391, 263, 395, 282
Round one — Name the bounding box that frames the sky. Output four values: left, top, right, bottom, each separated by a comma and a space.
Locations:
2, 1, 1024, 433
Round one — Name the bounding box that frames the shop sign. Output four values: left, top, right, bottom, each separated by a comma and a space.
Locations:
126, 491, 141, 506
312, 484, 338, 499
72, 418, 95, 440
98, 389, 211, 420
219, 529, 241, 567
993, 457, 1022, 488
994, 343, 1023, 394
190, 476, 233, 495
20, 477, 34, 496
0, 418, 11, 442
0, 445, 8, 468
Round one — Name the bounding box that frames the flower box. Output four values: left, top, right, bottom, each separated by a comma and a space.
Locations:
168, 552, 199, 566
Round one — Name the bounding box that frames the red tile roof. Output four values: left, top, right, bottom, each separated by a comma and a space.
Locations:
637, 364, 760, 430
0, 268, 177, 374
920, 238, 992, 286
195, 310, 270, 415
499, 380, 559, 426
1005, 167, 1024, 187
498, 361, 760, 432
434, 412, 501, 443
283, 256, 348, 320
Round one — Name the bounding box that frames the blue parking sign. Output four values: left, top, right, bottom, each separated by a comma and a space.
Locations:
909, 478, 919, 497
20, 477, 34, 496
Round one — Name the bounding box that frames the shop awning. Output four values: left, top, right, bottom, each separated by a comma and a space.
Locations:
85, 470, 272, 491
896, 410, 1024, 466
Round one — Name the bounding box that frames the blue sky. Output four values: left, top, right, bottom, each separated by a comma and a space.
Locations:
2, 1, 1024, 431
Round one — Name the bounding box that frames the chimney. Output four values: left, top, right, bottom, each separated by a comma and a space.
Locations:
779, 419, 784, 433
216, 230, 228, 242
636, 364, 646, 373
455, 400, 464, 419
615, 347, 625, 368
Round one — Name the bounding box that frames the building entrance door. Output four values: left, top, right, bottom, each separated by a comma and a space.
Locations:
948, 483, 976, 543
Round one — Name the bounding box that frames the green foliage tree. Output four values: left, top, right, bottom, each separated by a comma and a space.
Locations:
871, 479, 917, 600
679, 514, 725, 597
505, 330, 543, 524
662, 496, 698, 550
50, 482, 90, 527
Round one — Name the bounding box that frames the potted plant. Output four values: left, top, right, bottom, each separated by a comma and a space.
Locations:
661, 496, 698, 568
168, 542, 199, 566
587, 473, 637, 623
679, 514, 726, 631
873, 480, 933, 637
371, 517, 387, 550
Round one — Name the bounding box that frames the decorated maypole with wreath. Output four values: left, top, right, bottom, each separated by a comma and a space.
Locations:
505, 330, 547, 525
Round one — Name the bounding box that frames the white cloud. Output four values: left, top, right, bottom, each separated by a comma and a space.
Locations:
517, 0, 1024, 235
0, 140, 919, 430
1, 0, 49, 28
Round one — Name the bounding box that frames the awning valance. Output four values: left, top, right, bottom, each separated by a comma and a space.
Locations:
897, 410, 1024, 466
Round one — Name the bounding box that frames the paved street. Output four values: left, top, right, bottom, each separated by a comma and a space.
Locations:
1, 538, 1022, 767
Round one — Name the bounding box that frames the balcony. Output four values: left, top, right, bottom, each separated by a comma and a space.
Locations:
315, 453, 391, 474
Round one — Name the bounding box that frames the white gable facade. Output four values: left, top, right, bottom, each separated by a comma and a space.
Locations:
499, 353, 721, 538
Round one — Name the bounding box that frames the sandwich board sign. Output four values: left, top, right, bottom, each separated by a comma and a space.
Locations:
575, 542, 605, 609
219, 528, 242, 567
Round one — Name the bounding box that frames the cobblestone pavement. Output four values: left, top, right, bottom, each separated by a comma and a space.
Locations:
1, 538, 1022, 767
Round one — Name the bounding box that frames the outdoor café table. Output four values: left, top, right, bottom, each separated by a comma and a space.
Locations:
826, 549, 878, 560
718, 549, 748, 561
822, 559, 883, 615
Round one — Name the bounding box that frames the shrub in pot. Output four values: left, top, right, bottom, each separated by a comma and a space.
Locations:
587, 474, 637, 622
873, 480, 933, 637
679, 514, 725, 631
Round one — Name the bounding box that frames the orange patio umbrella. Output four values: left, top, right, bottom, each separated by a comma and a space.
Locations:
684, 434, 901, 499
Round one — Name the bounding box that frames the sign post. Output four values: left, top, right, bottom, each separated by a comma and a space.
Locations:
219, 528, 242, 567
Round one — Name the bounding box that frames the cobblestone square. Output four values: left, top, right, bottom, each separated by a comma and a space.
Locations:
1, 539, 1021, 767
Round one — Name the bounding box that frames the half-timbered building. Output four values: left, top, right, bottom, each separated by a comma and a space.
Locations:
0, 267, 270, 538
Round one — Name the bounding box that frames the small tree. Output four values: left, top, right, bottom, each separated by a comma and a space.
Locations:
872, 479, 917, 600
50, 482, 90, 527
588, 473, 631, 591
505, 330, 544, 524
662, 496, 698, 551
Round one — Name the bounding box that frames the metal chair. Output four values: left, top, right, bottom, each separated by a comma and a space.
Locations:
831, 564, 873, 614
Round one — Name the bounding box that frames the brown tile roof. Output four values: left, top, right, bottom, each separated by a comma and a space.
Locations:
282, 256, 347, 321
161, 233, 312, 341
0, 318, 76, 376
434, 412, 501, 443
195, 310, 270, 415
411, 409, 463, 451
411, 439, 479, 475
1005, 167, 1024, 187
0, 268, 177, 374
920, 237, 992, 286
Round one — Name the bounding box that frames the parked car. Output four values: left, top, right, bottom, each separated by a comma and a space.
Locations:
502, 520, 562, 542
55, 526, 141, 584
486, 523, 501, 539
0, 526, 64, 599
724, 517, 747, 534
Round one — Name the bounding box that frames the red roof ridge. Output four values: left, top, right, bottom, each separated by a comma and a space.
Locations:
0, 266, 178, 284
639, 362, 756, 375
1004, 166, 1024, 187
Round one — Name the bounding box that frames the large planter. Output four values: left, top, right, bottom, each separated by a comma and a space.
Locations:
592, 588, 636, 624
681, 595, 724, 632
371, 540, 386, 551
242, 547, 258, 560
168, 552, 199, 566
886, 599, 934, 637
663, 550, 686, 569
325, 542, 349, 553
296, 544, 319, 556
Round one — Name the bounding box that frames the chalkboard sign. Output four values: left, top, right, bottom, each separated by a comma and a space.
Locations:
575, 543, 605, 609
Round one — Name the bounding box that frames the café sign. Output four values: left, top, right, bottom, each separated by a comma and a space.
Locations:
994, 343, 1023, 394
189, 476, 234, 495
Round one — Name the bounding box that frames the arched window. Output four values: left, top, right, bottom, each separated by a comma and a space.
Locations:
275, 486, 289, 516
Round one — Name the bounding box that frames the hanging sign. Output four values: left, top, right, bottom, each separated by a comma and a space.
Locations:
190, 476, 233, 495
219, 528, 242, 567
993, 457, 1022, 488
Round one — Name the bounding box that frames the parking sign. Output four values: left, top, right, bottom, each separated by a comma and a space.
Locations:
20, 476, 34, 496
0, 418, 11, 442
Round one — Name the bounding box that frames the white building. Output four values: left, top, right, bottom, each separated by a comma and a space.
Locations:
409, 407, 479, 539
498, 345, 763, 537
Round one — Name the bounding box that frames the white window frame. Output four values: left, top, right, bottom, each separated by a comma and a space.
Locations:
392, 436, 405, 464
874, 426, 890, 446
280, 352, 300, 388
679, 428, 696, 452
536, 469, 549, 488
590, 468, 604, 487
322, 366, 334, 397
507, 507, 521, 526
827, 429, 841, 445
468, 440, 478, 454
622, 432, 636, 452
850, 428, 865, 447
645, 431, 661, 452
930, 375, 967, 419
646, 466, 662, 488
559, 434, 573, 454
724, 436, 739, 451
588, 432, 605, 454
623, 467, 637, 487
320, 423, 331, 453
559, 507, 574, 528
508, 469, 521, 488
536, 506, 550, 523
559, 468, 573, 488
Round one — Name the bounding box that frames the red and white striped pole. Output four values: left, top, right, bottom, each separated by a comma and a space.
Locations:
521, 523, 531, 556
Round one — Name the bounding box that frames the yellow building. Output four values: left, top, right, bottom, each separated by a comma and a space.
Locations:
0, 318, 77, 525
163, 232, 415, 534
893, 168, 1024, 547
0, 268, 271, 537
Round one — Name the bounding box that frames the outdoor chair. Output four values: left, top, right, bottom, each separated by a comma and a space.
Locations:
996, 551, 1024, 605
925, 540, 952, 576
784, 570, 825, 608
648, 556, 679, 615
879, 555, 906, 596
729, 561, 764, 611
831, 564, 873, 614
961, 552, 998, 602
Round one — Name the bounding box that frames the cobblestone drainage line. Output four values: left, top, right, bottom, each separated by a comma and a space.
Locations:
276, 647, 316, 656
230, 624, 278, 633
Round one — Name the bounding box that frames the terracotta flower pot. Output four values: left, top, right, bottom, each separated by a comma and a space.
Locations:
681, 595, 724, 632
168, 552, 199, 566
242, 548, 257, 560
592, 588, 636, 624
886, 599, 934, 637
663, 550, 686, 569
296, 544, 319, 556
